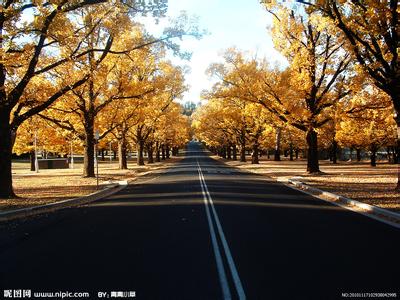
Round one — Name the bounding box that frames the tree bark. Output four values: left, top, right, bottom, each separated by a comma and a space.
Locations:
161, 145, 166, 160
232, 144, 237, 160
221, 147, 227, 159
118, 138, 127, 170
370, 145, 377, 167
147, 144, 154, 164
227, 145, 232, 159
332, 140, 338, 164
356, 149, 362, 162
83, 127, 95, 177
387, 147, 393, 164
240, 144, 246, 162
306, 128, 320, 173
251, 143, 259, 164
394, 145, 399, 164
30, 150, 35, 171
172, 147, 179, 156
155, 142, 161, 162
274, 127, 281, 161
289, 143, 294, 161
393, 103, 400, 190
137, 140, 145, 166
166, 145, 170, 159
349, 148, 354, 161
0, 110, 16, 198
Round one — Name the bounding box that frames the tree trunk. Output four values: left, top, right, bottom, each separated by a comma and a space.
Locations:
172, 147, 179, 156
394, 145, 399, 165
101, 149, 105, 161
30, 150, 35, 171
397, 134, 400, 190
155, 142, 161, 162
118, 138, 127, 170
83, 127, 95, 177
356, 149, 362, 162
221, 147, 227, 159
147, 144, 154, 164
274, 127, 281, 161
370, 145, 377, 167
227, 145, 232, 159
306, 128, 320, 173
332, 140, 338, 164
391, 146, 398, 164
137, 140, 145, 166
240, 142, 246, 162
251, 143, 259, 164
284, 149, 288, 158
0, 110, 16, 198
232, 144, 237, 160
289, 143, 294, 161
161, 145, 166, 160
166, 145, 170, 159
387, 147, 393, 163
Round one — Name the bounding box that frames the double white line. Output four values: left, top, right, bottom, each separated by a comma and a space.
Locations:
197, 160, 246, 300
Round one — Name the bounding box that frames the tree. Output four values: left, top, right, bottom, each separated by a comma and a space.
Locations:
1, 1, 203, 196
261, 6, 352, 172
40, 21, 158, 175
336, 86, 396, 166
193, 93, 273, 164
0, 0, 168, 198
128, 61, 187, 165
150, 102, 191, 161
294, 0, 400, 187
208, 42, 350, 173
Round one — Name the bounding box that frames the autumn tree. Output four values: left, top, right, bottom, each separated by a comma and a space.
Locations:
1, 1, 204, 196
149, 102, 191, 162
210, 4, 351, 173
192, 99, 234, 157
293, 0, 400, 186
337, 86, 396, 166
193, 94, 273, 164
13, 116, 75, 171
0, 0, 169, 197
128, 61, 187, 166
39, 20, 160, 175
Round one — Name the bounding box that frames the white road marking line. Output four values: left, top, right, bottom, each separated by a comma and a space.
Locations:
197, 162, 232, 300
197, 160, 247, 300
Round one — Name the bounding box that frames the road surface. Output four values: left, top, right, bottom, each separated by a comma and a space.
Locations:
1, 142, 399, 299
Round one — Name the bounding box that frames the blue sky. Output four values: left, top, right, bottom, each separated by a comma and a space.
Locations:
141, 0, 288, 104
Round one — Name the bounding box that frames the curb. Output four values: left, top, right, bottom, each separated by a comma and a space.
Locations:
212, 157, 400, 228
0, 166, 165, 223
0, 183, 127, 223
285, 178, 400, 229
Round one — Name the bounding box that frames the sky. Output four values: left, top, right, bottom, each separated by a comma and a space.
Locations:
140, 0, 288, 104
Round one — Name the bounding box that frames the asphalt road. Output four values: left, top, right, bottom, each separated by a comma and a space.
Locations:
0, 141, 399, 300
